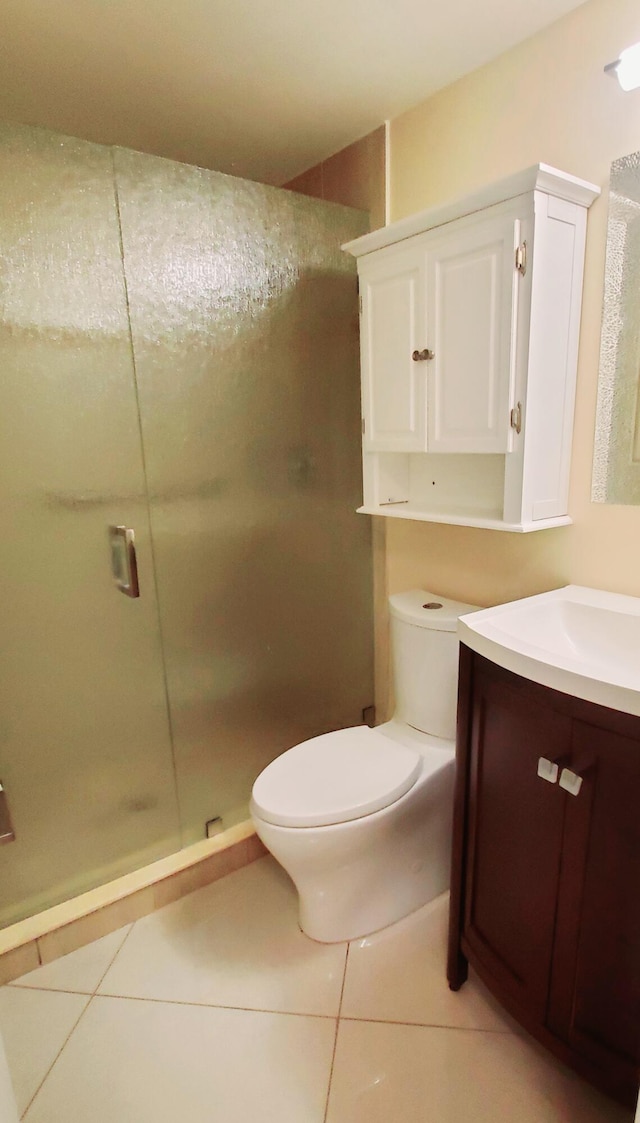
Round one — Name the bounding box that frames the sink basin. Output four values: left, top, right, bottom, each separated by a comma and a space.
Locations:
458, 585, 640, 716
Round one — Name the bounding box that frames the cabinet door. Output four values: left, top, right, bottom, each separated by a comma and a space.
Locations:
464, 663, 570, 1020
548, 719, 640, 1089
359, 244, 426, 451
426, 215, 518, 453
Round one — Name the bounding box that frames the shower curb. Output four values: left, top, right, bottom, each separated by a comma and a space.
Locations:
0, 821, 266, 984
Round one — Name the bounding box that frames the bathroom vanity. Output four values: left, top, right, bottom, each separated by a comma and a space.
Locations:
448, 587, 640, 1108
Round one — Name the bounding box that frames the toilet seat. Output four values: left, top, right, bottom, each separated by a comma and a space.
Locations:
250, 726, 422, 828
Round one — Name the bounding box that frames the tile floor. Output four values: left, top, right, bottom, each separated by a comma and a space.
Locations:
0, 856, 633, 1122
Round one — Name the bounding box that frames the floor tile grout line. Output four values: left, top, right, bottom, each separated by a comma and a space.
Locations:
338, 1014, 515, 1034
322, 941, 350, 1123
93, 922, 136, 995
7, 983, 94, 997
4, 980, 516, 1035
84, 990, 340, 1020
336, 943, 350, 1021
5, 922, 138, 1000
20, 994, 94, 1121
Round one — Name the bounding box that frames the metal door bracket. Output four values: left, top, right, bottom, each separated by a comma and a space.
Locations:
510, 402, 522, 434
0, 782, 15, 844
362, 705, 376, 728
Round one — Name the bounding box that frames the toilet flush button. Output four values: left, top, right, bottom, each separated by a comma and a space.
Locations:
423, 602, 443, 610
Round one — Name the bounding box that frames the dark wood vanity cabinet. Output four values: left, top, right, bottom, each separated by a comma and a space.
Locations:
449, 646, 640, 1107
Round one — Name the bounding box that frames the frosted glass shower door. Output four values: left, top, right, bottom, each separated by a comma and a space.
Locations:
0, 125, 180, 926
114, 150, 373, 840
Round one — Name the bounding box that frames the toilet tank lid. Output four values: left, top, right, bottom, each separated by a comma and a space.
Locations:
389, 590, 479, 632
250, 726, 422, 828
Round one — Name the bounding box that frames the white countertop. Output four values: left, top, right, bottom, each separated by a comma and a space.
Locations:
458, 584, 640, 718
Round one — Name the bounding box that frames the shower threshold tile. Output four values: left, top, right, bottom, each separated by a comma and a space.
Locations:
10, 925, 132, 994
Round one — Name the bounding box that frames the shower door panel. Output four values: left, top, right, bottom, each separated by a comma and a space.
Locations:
114, 149, 373, 840
0, 125, 180, 926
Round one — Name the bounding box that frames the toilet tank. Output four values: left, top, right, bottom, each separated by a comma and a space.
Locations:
389, 590, 479, 740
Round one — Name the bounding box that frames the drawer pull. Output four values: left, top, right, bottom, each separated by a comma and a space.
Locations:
537, 757, 559, 783
559, 768, 583, 797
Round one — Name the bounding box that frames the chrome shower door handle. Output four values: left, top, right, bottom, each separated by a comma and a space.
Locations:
108, 526, 140, 598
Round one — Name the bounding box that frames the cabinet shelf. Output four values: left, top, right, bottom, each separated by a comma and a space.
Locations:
356, 504, 571, 532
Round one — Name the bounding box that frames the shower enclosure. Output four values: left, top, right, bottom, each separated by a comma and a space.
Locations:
0, 123, 373, 928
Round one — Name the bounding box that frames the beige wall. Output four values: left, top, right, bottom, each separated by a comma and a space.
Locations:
387, 0, 640, 623
285, 4, 640, 719
285, 127, 390, 718
365, 0, 640, 717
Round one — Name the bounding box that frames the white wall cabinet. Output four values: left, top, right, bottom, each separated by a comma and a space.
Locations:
344, 165, 600, 532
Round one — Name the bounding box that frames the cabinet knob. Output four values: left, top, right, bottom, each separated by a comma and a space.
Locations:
412, 349, 434, 362
559, 768, 583, 797
537, 757, 559, 784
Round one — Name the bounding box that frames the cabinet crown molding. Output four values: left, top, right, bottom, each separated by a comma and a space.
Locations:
342, 163, 600, 259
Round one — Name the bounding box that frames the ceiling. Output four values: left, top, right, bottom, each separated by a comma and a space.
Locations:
0, 0, 587, 186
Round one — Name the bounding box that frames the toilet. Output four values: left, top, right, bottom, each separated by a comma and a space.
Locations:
250, 589, 478, 943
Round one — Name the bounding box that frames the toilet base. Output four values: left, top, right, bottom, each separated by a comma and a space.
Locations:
252, 743, 455, 943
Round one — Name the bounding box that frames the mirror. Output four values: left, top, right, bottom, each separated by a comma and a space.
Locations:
592, 150, 640, 504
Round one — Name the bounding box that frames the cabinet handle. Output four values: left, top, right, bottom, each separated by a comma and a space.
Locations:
537, 757, 559, 783
559, 768, 583, 797
412, 349, 434, 362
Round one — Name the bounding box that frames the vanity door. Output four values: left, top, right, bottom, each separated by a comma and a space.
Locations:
547, 716, 640, 1090
462, 658, 570, 1021
452, 649, 640, 1107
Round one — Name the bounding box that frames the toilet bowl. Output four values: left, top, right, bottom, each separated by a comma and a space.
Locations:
250, 590, 478, 943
